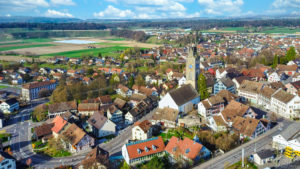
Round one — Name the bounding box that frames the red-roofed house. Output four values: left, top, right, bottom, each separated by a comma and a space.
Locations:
165, 136, 211, 163
51, 116, 68, 138
122, 136, 165, 166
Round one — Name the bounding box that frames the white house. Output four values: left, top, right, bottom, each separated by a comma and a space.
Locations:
258, 87, 277, 110
270, 89, 300, 119
207, 115, 228, 132
88, 111, 116, 138
253, 149, 274, 165
107, 105, 123, 124
268, 71, 281, 83
122, 136, 165, 166
198, 95, 225, 119
132, 120, 152, 140
0, 98, 19, 114
216, 69, 227, 80
237, 80, 264, 104
159, 84, 200, 114
178, 76, 186, 86
0, 151, 16, 169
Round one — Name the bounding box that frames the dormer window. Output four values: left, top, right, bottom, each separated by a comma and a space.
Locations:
137, 148, 142, 154
145, 146, 149, 152
152, 145, 157, 150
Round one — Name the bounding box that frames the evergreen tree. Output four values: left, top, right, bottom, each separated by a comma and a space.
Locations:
272, 54, 278, 69
135, 74, 145, 86
286, 46, 296, 61
128, 76, 134, 88
197, 73, 209, 100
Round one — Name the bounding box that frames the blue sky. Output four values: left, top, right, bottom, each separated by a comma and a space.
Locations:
0, 0, 299, 19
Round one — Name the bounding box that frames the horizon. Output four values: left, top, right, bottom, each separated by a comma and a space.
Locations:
0, 0, 300, 20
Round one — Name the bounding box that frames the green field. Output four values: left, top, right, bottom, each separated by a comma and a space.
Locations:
0, 85, 8, 89
42, 46, 129, 58
95, 42, 125, 46
0, 38, 54, 46
0, 44, 56, 52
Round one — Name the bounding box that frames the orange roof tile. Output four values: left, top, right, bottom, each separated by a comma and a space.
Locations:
51, 116, 68, 133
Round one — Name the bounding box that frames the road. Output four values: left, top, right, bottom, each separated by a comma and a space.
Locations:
193, 119, 300, 169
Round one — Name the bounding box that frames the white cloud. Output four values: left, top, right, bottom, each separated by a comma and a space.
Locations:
6, 14, 11, 17
94, 5, 135, 18
198, 0, 244, 15
272, 0, 300, 8
0, 0, 49, 11
50, 0, 75, 6
45, 9, 73, 17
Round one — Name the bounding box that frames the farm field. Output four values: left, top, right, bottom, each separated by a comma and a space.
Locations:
0, 44, 55, 52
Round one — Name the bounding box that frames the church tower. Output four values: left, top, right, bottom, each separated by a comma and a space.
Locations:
186, 46, 200, 90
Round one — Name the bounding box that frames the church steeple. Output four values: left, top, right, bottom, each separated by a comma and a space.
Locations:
186, 46, 199, 90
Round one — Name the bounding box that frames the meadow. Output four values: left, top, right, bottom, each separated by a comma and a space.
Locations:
41, 46, 129, 58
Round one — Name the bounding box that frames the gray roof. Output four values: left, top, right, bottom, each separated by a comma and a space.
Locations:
256, 149, 274, 159
88, 111, 108, 130
220, 77, 234, 88
169, 84, 199, 106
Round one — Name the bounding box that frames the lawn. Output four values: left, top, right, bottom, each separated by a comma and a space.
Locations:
158, 128, 193, 142
42, 46, 129, 58
226, 159, 258, 169
0, 38, 54, 46
0, 44, 56, 52
0, 133, 12, 142
260, 27, 300, 34
0, 85, 8, 89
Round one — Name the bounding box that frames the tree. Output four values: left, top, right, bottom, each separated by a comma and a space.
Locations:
32, 104, 48, 122
197, 73, 209, 100
286, 46, 296, 61
135, 74, 145, 86
128, 76, 134, 88
272, 54, 279, 69
120, 161, 130, 169
86, 68, 94, 76
98, 52, 102, 58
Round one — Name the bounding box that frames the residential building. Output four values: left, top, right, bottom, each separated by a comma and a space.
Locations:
33, 123, 54, 141
198, 95, 225, 119
237, 80, 264, 104
48, 101, 77, 118
107, 105, 123, 124
132, 120, 153, 140
116, 84, 132, 98
285, 81, 300, 95
159, 84, 200, 114
0, 151, 16, 169
61, 123, 94, 154
51, 116, 68, 138
122, 136, 165, 166
78, 103, 99, 116
258, 87, 276, 110
253, 149, 274, 166
207, 115, 228, 132
270, 89, 300, 119
88, 111, 116, 138
78, 147, 109, 169
21, 80, 57, 101
165, 136, 211, 164
213, 77, 235, 94
276, 64, 298, 76
0, 98, 19, 113
151, 107, 179, 128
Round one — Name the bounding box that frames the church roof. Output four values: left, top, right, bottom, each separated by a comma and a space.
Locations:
169, 84, 199, 106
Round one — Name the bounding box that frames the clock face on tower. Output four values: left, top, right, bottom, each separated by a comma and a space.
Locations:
189, 65, 193, 69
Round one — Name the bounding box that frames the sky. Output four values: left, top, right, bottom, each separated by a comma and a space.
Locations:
0, 0, 299, 19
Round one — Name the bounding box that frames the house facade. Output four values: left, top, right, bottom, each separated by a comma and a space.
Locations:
213, 77, 235, 94
0, 98, 19, 113
21, 80, 57, 101
132, 120, 152, 140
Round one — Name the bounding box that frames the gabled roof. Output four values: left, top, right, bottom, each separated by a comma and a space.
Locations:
34, 123, 54, 138
22, 80, 56, 89
62, 123, 87, 146
217, 90, 238, 103
256, 149, 274, 159
48, 101, 77, 114
165, 136, 203, 160
51, 116, 68, 134
2, 98, 18, 106
238, 80, 264, 94
78, 103, 99, 111
125, 136, 165, 159
219, 77, 234, 88
272, 89, 295, 104
260, 87, 276, 99
134, 120, 152, 133
114, 98, 126, 109
88, 111, 110, 130
80, 146, 109, 168
221, 100, 249, 122
168, 84, 199, 106
232, 116, 260, 137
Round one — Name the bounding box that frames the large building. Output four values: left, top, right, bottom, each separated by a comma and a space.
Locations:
21, 80, 57, 101
122, 136, 165, 166
186, 46, 200, 90
159, 84, 200, 114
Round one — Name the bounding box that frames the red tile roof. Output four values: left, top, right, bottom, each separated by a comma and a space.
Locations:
165, 136, 203, 160
51, 116, 68, 134
125, 136, 165, 159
